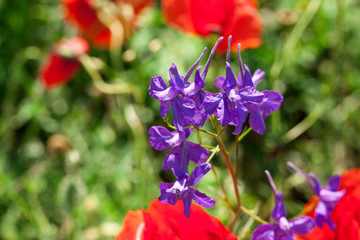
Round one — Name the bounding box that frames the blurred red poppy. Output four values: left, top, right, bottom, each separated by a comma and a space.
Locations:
39, 37, 89, 89
115, 199, 237, 240
61, 0, 153, 49
162, 0, 262, 52
296, 169, 360, 240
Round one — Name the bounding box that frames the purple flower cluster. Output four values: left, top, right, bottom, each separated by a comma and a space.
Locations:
287, 162, 345, 230
252, 171, 316, 240
148, 36, 284, 217
148, 126, 213, 217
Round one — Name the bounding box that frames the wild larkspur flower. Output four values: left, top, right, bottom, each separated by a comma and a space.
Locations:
252, 170, 315, 240
287, 162, 345, 230
148, 126, 213, 217
158, 163, 215, 217
149, 37, 223, 129
148, 126, 209, 178
204, 36, 283, 135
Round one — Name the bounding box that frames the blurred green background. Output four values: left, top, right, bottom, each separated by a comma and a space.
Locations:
0, 0, 359, 239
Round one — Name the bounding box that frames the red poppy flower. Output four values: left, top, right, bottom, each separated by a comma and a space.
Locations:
61, 0, 153, 49
296, 168, 360, 240
162, 0, 262, 52
39, 37, 89, 89
115, 199, 237, 240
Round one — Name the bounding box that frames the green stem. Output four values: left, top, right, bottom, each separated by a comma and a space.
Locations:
216, 136, 241, 209
211, 167, 235, 215
228, 127, 252, 154
240, 206, 268, 224
192, 126, 218, 137
206, 145, 220, 163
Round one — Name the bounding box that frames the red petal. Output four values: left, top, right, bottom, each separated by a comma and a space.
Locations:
217, 2, 262, 52
339, 168, 360, 192
61, 0, 123, 49
189, 0, 235, 36
162, 0, 196, 34
39, 37, 88, 89
115, 210, 145, 240
39, 55, 80, 89
143, 200, 237, 240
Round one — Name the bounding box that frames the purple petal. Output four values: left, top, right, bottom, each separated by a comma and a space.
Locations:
237, 44, 245, 88
309, 173, 323, 195
251, 223, 277, 240
183, 47, 207, 83
172, 97, 197, 129
252, 69, 265, 87
235, 102, 249, 123
158, 182, 178, 205
314, 201, 336, 230
202, 91, 223, 115
287, 162, 318, 194
163, 150, 188, 179
239, 86, 264, 102
149, 76, 168, 98
217, 98, 233, 127
181, 189, 192, 217
159, 101, 171, 118
228, 88, 241, 102
223, 62, 237, 94
201, 37, 223, 79
319, 189, 345, 209
190, 188, 215, 208
231, 102, 248, 135
260, 90, 283, 119
169, 63, 185, 89
290, 216, 316, 235
232, 121, 244, 135
159, 182, 174, 191
265, 170, 287, 221
272, 192, 287, 222
242, 64, 254, 87
183, 67, 205, 97
249, 111, 266, 135
188, 163, 211, 186
186, 141, 209, 164
151, 86, 179, 101
148, 126, 184, 151
214, 76, 225, 91
325, 175, 340, 191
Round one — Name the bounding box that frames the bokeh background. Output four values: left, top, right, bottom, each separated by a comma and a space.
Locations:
0, 0, 359, 239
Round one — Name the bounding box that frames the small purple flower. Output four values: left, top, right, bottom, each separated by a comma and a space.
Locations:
149, 38, 224, 129
252, 170, 315, 240
149, 126, 209, 175
210, 36, 283, 135
287, 162, 345, 230
158, 163, 215, 217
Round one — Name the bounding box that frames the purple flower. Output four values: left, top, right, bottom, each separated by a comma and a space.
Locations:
252, 170, 315, 240
287, 162, 345, 230
210, 36, 283, 135
158, 163, 215, 217
149, 126, 209, 175
149, 38, 224, 129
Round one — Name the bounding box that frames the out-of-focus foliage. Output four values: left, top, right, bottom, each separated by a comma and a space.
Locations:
0, 0, 359, 239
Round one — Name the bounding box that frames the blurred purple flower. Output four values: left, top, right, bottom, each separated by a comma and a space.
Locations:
287, 162, 345, 230
252, 170, 315, 240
